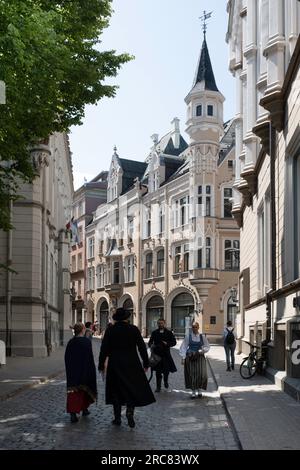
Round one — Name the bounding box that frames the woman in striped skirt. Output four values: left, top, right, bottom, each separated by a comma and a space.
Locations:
179, 322, 210, 398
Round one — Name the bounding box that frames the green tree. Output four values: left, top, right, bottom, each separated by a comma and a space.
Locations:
0, 0, 132, 230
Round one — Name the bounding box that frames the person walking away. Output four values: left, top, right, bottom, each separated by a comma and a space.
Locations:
179, 322, 210, 399
98, 308, 155, 428
148, 318, 177, 392
224, 320, 236, 371
85, 322, 94, 341
65, 323, 97, 423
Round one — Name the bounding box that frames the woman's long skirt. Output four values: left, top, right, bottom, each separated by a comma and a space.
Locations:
184, 354, 208, 390
67, 390, 93, 413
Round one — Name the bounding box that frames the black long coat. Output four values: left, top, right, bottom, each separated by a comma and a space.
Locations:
148, 328, 177, 374
98, 322, 156, 407
65, 336, 97, 401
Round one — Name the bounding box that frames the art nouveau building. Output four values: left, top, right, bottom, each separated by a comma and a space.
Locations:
0, 133, 73, 357
227, 0, 300, 393
85, 38, 239, 340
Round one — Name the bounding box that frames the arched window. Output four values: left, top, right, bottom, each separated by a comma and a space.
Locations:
123, 298, 134, 323
157, 249, 164, 277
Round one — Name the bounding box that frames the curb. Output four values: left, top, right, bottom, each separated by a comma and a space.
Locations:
0, 369, 65, 402
207, 358, 243, 450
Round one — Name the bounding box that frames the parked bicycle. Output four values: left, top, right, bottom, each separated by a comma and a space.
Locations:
239, 341, 266, 379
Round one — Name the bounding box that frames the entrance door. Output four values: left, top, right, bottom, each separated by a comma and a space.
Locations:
171, 293, 194, 337
99, 300, 109, 334
146, 296, 164, 336
123, 298, 134, 324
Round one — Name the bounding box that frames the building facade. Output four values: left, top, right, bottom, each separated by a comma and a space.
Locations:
70, 172, 108, 325
85, 38, 239, 340
227, 0, 300, 393
0, 133, 73, 357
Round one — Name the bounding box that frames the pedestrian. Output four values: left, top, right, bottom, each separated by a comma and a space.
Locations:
148, 318, 177, 392
223, 320, 236, 371
98, 308, 155, 428
65, 322, 97, 423
179, 322, 210, 399
85, 321, 93, 341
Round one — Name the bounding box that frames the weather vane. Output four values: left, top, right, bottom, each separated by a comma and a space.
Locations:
199, 10, 213, 39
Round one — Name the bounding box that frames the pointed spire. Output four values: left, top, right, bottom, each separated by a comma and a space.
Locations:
193, 38, 219, 92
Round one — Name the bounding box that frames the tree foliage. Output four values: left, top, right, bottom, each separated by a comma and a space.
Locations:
0, 0, 132, 230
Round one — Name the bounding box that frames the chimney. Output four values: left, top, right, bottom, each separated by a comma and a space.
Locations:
171, 117, 180, 149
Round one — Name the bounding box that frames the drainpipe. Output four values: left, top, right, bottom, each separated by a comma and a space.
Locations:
266, 123, 277, 344
5, 199, 13, 357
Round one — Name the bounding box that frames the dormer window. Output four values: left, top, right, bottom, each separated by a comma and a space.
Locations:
207, 105, 214, 116
196, 105, 202, 117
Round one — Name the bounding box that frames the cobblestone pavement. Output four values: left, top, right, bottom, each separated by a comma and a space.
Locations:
0, 342, 238, 450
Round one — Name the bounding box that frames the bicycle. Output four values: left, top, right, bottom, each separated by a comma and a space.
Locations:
239, 341, 265, 379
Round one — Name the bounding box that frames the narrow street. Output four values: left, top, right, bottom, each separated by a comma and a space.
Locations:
0, 340, 238, 451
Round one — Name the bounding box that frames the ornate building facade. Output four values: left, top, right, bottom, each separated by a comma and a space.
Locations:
227, 0, 300, 394
0, 133, 73, 357
85, 37, 239, 340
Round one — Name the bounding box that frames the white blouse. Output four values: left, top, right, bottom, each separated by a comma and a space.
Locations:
179, 332, 210, 359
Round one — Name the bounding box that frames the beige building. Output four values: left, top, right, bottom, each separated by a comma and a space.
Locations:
70, 172, 108, 325
227, 0, 300, 394
0, 133, 73, 357
85, 37, 239, 340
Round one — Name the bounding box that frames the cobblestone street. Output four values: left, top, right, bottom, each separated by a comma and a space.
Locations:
0, 341, 238, 451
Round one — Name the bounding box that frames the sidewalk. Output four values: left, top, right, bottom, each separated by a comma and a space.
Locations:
0, 338, 103, 401
207, 345, 300, 450
0, 347, 65, 401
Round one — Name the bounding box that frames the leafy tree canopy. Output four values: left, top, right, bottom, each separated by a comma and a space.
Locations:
0, 0, 132, 230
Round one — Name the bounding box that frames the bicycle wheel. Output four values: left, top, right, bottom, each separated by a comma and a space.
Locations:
239, 356, 258, 379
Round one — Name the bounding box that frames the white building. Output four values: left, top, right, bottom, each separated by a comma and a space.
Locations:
227, 0, 300, 395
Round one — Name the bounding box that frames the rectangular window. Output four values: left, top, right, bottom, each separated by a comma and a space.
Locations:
88, 267, 95, 291
78, 253, 82, 270
72, 255, 76, 273
258, 194, 271, 294
196, 104, 202, 116
174, 246, 181, 273
113, 262, 120, 284
207, 105, 214, 116
228, 160, 233, 168
126, 256, 135, 283
224, 188, 233, 218
206, 238, 211, 268
225, 240, 240, 271
210, 316, 216, 325
157, 250, 164, 277
128, 218, 134, 243
78, 280, 82, 297
198, 249, 202, 268
145, 253, 153, 279
293, 155, 300, 279
88, 237, 95, 259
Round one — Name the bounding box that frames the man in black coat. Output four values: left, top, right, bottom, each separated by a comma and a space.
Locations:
98, 308, 155, 428
148, 318, 177, 392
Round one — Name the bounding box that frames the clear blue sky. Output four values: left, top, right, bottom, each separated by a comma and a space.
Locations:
69, 0, 235, 190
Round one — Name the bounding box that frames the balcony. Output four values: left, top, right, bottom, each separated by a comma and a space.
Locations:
105, 283, 122, 294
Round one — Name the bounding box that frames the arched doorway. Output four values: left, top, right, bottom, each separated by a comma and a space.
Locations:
146, 296, 164, 336
123, 298, 134, 324
171, 293, 194, 337
99, 300, 109, 334
227, 297, 237, 325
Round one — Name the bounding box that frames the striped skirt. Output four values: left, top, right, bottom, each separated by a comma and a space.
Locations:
184, 353, 208, 391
